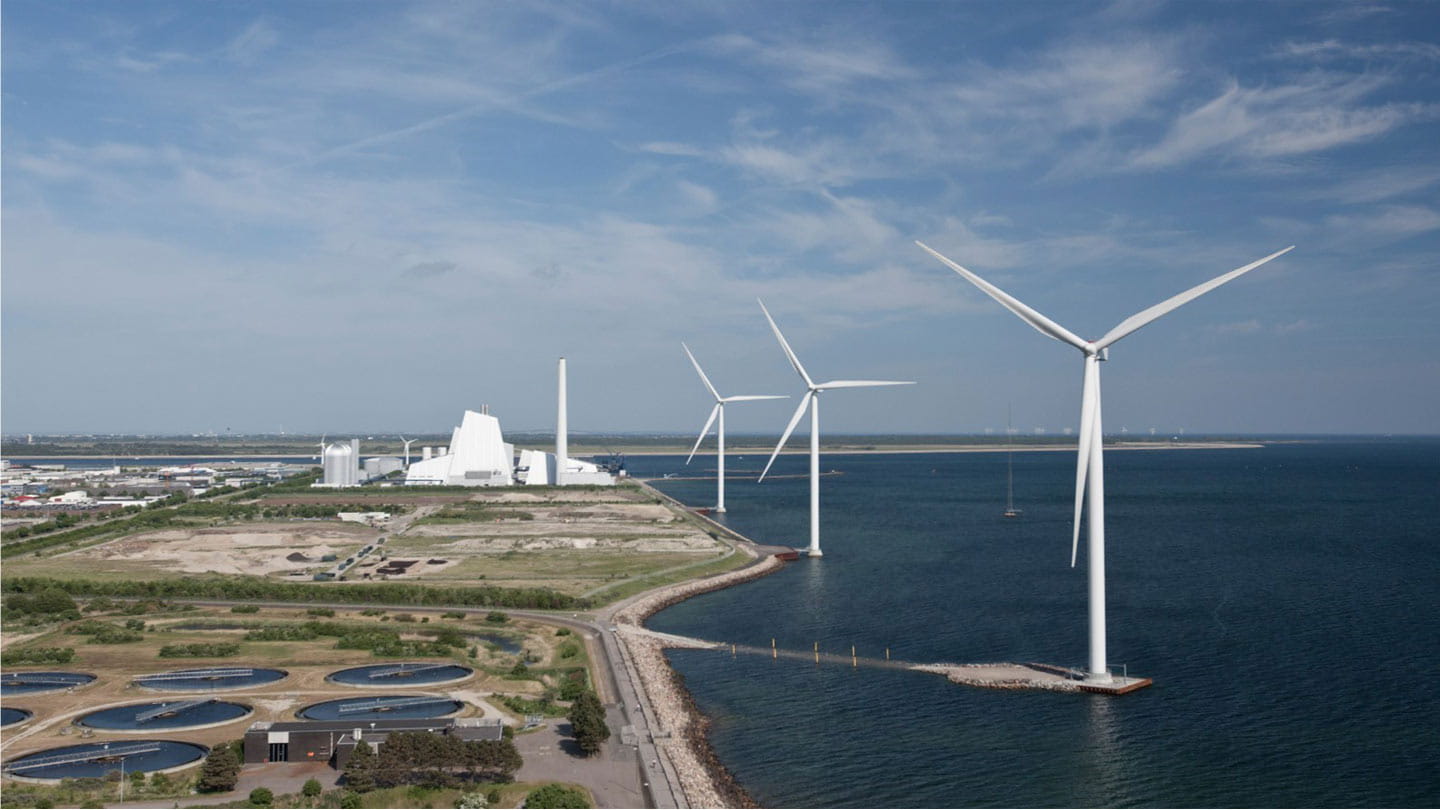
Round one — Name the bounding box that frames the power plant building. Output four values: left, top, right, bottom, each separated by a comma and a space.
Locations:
405, 411, 514, 487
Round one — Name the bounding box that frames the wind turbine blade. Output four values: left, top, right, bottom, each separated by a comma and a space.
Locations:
1095, 246, 1295, 350
759, 392, 813, 482
1071, 359, 1099, 567
916, 241, 1089, 350
757, 299, 815, 388
686, 404, 721, 465
816, 380, 916, 390
721, 395, 789, 402
682, 342, 722, 401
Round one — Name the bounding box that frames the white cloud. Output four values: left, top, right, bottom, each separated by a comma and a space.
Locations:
1131, 75, 1434, 168
1208, 319, 1263, 336
226, 19, 279, 64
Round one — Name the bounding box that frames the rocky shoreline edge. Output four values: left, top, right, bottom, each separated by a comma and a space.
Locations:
614, 549, 786, 809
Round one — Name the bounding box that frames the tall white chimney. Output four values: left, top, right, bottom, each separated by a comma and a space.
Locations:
556, 356, 568, 486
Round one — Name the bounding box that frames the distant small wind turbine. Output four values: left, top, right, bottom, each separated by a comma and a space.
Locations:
682, 343, 786, 513
318, 434, 326, 463
757, 299, 914, 557
917, 240, 1293, 682
399, 436, 416, 468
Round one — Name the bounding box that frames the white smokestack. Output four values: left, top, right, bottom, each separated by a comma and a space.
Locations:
556, 356, 568, 486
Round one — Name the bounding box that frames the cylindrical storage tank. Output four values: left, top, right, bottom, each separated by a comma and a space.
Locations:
422, 446, 432, 460
323, 444, 353, 486
438, 446, 448, 456
363, 458, 381, 479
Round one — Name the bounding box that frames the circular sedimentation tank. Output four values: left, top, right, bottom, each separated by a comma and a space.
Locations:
327, 662, 473, 688
298, 695, 463, 721
2, 741, 208, 781
0, 672, 96, 696
133, 667, 286, 691
1, 708, 33, 728
76, 699, 252, 731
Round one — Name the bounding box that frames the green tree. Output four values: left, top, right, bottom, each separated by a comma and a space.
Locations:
566, 692, 610, 756
128, 769, 146, 792
249, 786, 273, 807
523, 784, 590, 808
196, 745, 240, 793
302, 778, 323, 799
149, 772, 172, 793
342, 740, 377, 793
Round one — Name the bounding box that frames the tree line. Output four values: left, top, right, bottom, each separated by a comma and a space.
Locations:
2, 576, 590, 611
343, 733, 523, 791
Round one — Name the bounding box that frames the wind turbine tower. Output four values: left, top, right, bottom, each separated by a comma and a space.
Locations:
757, 300, 913, 557
682, 343, 786, 513
399, 436, 416, 468
917, 241, 1293, 682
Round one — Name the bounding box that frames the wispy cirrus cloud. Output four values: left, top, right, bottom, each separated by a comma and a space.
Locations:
1130, 74, 1435, 168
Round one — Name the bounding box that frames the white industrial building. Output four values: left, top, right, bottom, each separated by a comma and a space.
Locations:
363, 456, 405, 480
403, 360, 614, 488
514, 449, 612, 486
405, 411, 515, 487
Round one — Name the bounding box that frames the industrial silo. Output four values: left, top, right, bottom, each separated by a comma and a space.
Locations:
323, 443, 354, 487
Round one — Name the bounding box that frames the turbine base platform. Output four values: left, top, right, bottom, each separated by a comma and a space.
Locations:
1078, 675, 1153, 695
913, 662, 1153, 696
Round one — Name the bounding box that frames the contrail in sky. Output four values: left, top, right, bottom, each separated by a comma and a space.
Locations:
293, 41, 696, 168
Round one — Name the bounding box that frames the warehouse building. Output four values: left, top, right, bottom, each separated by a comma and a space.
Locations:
243, 717, 504, 768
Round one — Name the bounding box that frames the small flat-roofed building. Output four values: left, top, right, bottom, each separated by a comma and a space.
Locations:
242, 717, 504, 768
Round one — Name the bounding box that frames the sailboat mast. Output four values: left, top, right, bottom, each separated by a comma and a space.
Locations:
1004, 404, 1019, 517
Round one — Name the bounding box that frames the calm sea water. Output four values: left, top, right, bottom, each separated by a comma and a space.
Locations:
634, 441, 1440, 808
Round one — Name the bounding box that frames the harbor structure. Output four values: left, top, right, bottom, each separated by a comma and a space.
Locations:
917, 240, 1293, 683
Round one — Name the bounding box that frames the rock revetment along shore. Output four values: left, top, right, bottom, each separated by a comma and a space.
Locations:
615, 551, 786, 809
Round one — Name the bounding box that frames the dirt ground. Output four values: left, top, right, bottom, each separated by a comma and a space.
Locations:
49, 523, 378, 577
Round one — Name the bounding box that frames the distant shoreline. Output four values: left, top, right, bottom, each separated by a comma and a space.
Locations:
2, 441, 1264, 462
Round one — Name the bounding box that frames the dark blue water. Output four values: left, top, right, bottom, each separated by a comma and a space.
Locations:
134, 668, 286, 691
639, 442, 1440, 808
76, 700, 250, 730
3, 741, 207, 779
0, 672, 95, 696
328, 663, 472, 686
299, 695, 462, 720
1, 708, 32, 727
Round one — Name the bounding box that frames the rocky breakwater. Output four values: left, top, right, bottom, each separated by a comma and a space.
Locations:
615, 551, 786, 809
911, 662, 1082, 693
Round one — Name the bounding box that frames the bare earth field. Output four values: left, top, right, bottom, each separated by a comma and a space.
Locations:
11, 523, 377, 581
1, 483, 740, 600
378, 488, 733, 597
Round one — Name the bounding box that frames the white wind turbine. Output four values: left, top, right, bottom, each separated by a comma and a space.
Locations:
682, 343, 787, 513
917, 241, 1294, 682
398, 436, 416, 468
757, 299, 914, 557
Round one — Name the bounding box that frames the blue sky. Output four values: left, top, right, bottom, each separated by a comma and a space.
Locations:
3, 1, 1438, 435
